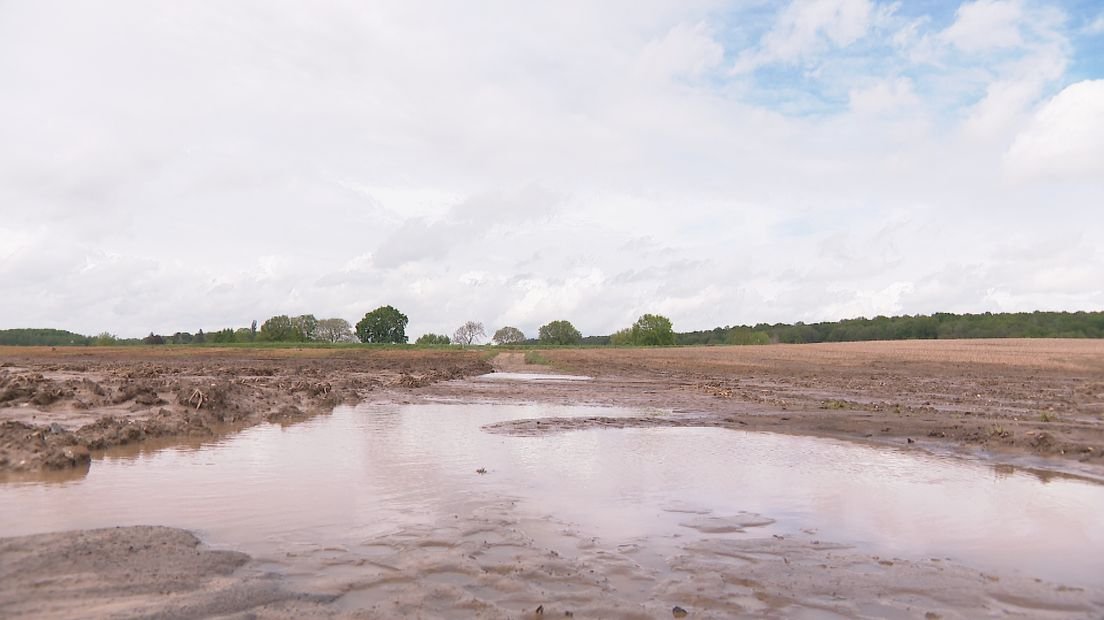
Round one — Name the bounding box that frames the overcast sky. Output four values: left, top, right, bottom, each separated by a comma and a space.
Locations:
1, 0, 1102, 339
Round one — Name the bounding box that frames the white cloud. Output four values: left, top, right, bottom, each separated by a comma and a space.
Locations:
941, 0, 1024, 52
1005, 80, 1104, 181
635, 21, 724, 81
848, 77, 919, 115
961, 51, 1065, 139
0, 1, 1101, 338
732, 0, 873, 73
822, 281, 915, 320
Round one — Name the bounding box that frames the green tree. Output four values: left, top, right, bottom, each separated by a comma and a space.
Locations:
0, 329, 91, 346
211, 328, 236, 343
93, 332, 118, 346
492, 326, 525, 345
169, 331, 194, 345
415, 333, 452, 345
725, 327, 769, 345
291, 314, 318, 341
630, 314, 675, 346
538, 320, 582, 345
609, 327, 633, 345
356, 305, 409, 343
258, 315, 296, 341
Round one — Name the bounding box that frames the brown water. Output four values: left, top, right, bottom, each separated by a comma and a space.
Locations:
2, 402, 1103, 606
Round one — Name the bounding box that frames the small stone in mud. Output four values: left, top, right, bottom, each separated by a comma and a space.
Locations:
672, 605, 688, 617
63, 446, 89, 462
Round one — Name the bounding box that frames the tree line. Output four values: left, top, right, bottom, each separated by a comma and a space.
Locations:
3, 310, 1101, 348
675, 311, 1104, 345
0, 306, 657, 348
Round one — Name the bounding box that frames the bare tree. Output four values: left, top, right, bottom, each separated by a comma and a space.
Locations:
453, 321, 486, 345
315, 318, 355, 343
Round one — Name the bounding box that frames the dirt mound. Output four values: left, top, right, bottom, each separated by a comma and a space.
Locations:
0, 421, 88, 470
0, 347, 491, 472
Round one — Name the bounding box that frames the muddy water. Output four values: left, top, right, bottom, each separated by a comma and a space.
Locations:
2, 402, 1104, 607
475, 371, 592, 381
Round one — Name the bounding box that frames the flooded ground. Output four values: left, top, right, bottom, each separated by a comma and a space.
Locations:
475, 371, 593, 381
3, 400, 1103, 617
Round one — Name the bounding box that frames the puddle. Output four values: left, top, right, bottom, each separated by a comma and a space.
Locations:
1, 402, 1103, 597
475, 372, 592, 381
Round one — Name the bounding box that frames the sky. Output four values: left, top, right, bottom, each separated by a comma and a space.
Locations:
1, 0, 1102, 339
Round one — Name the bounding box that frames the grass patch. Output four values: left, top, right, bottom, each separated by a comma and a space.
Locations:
524, 351, 551, 365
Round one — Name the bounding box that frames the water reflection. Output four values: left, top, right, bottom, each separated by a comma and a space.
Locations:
475, 372, 592, 381
0, 402, 1101, 589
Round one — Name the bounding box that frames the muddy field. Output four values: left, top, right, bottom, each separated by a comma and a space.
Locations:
2, 340, 1104, 618
458, 340, 1104, 476
0, 346, 491, 472
5, 340, 1101, 475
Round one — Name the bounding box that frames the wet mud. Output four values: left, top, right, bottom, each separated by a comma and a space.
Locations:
2, 341, 1104, 618
454, 343, 1104, 478
0, 346, 491, 472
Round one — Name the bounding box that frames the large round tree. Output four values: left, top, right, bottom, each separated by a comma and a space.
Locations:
630, 313, 675, 345
538, 320, 582, 345
355, 305, 409, 343
492, 326, 525, 345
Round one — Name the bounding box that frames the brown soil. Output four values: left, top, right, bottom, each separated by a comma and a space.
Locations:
2, 340, 1104, 618
0, 346, 491, 472
6, 340, 1100, 475
434, 340, 1104, 478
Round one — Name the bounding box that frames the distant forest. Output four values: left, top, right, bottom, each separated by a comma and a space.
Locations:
1, 310, 1102, 347
673, 311, 1104, 345
0, 328, 93, 346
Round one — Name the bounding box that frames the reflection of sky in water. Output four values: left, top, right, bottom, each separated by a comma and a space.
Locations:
474, 372, 592, 381
1, 402, 1102, 588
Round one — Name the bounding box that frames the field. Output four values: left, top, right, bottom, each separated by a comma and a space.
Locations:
444, 340, 1104, 473
0, 346, 492, 472
3, 338, 1103, 474
2, 340, 1103, 618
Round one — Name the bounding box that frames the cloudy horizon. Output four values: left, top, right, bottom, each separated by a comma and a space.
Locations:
2, 0, 1102, 340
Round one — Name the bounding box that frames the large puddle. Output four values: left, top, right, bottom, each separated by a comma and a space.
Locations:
2, 402, 1103, 600
474, 371, 592, 382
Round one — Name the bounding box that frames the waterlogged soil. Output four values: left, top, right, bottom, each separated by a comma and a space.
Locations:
459, 342, 1104, 478
2, 340, 1104, 618
3, 402, 1103, 618
0, 346, 491, 473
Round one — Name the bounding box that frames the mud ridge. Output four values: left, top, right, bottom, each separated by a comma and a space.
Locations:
0, 347, 491, 472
